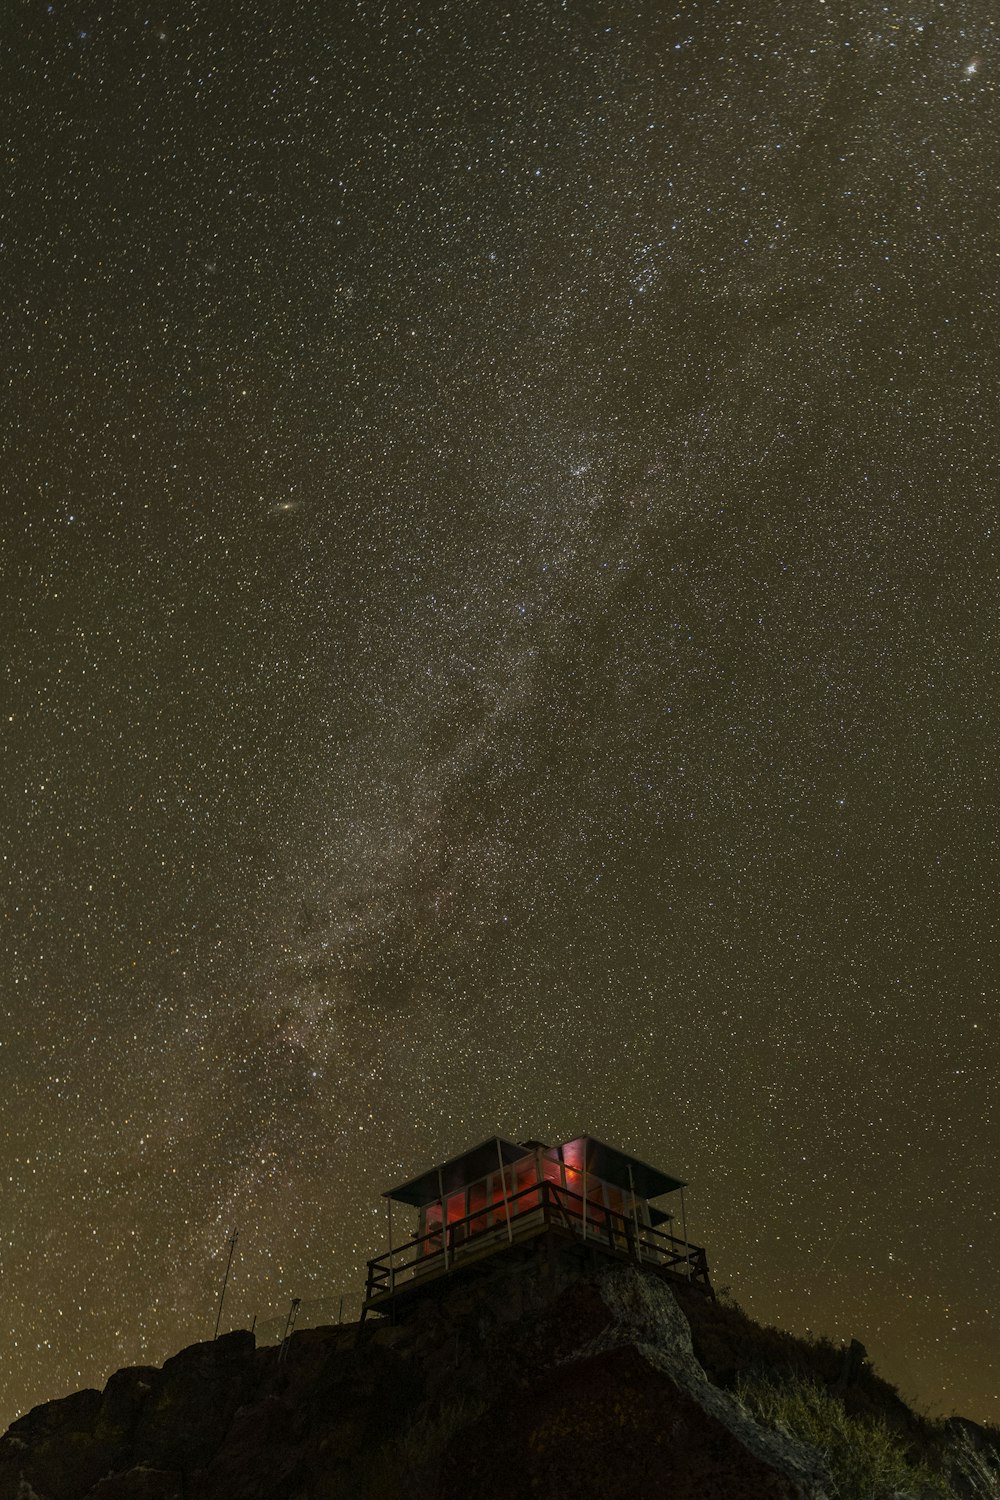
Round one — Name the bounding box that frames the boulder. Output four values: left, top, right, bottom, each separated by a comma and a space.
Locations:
130, 1331, 255, 1474
0, 1389, 103, 1500
84, 1469, 183, 1500
438, 1343, 820, 1500
435, 1265, 832, 1500
192, 1393, 303, 1500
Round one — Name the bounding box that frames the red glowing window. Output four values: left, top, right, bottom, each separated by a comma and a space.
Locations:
515, 1157, 541, 1210
542, 1156, 563, 1188
564, 1165, 585, 1213
587, 1179, 608, 1229
468, 1180, 489, 1235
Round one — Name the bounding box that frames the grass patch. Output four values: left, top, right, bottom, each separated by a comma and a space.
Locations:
736, 1373, 953, 1500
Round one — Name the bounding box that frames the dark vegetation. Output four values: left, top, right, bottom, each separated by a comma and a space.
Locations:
674, 1282, 1000, 1497
678, 1285, 935, 1441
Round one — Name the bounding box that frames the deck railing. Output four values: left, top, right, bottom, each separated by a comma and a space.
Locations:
363, 1180, 711, 1307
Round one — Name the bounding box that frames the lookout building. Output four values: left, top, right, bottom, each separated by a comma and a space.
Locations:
362, 1134, 713, 1319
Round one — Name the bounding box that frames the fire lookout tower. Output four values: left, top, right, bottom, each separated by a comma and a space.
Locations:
362, 1135, 713, 1320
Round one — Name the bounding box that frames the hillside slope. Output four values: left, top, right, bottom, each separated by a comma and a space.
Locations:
2, 1257, 998, 1500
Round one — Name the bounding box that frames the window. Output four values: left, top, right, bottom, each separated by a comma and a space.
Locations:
586, 1178, 607, 1230
515, 1156, 541, 1210
445, 1190, 467, 1246
422, 1203, 443, 1257
467, 1178, 489, 1236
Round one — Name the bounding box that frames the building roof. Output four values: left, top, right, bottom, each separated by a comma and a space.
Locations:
546, 1136, 686, 1199
384, 1136, 530, 1207
384, 1133, 686, 1206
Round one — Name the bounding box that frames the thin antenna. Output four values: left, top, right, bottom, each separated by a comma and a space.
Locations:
278, 1297, 301, 1364
213, 1228, 239, 1340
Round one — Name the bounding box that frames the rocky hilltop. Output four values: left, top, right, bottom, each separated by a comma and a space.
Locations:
2, 1257, 998, 1500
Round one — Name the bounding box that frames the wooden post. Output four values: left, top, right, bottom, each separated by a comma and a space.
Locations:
438, 1167, 449, 1270
387, 1195, 395, 1294
581, 1147, 588, 1244
680, 1186, 691, 1277
627, 1164, 642, 1264
496, 1138, 513, 1243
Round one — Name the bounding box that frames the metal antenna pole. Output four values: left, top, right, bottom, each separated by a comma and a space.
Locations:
278, 1297, 301, 1364
213, 1229, 238, 1340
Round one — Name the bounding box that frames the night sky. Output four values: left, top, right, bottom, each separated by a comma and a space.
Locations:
3, 0, 998, 1429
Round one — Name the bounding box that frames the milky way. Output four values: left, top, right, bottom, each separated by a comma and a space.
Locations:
3, 0, 998, 1425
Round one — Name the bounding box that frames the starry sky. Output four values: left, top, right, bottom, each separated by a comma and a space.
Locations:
3, 0, 998, 1429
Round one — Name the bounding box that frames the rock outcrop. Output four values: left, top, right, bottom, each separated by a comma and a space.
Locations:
435, 1268, 830, 1498
0, 1256, 995, 1500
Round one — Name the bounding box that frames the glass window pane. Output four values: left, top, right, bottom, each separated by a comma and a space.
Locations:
468, 1178, 489, 1235
515, 1156, 540, 1210
423, 1203, 443, 1257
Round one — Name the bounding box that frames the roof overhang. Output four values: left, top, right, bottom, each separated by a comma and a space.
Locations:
546, 1136, 686, 1199
384, 1136, 530, 1207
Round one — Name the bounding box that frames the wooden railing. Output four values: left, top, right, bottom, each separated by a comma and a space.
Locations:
363, 1180, 712, 1305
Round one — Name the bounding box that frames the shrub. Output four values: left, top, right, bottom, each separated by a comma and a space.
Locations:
736, 1372, 953, 1500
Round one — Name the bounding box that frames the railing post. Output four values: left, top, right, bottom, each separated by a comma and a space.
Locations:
626, 1164, 643, 1265
496, 1138, 513, 1243
581, 1160, 587, 1244
438, 1167, 449, 1271
680, 1187, 691, 1278
387, 1196, 395, 1294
